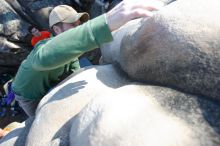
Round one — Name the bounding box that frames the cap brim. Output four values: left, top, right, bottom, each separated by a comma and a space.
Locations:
62, 12, 89, 24
79, 12, 90, 23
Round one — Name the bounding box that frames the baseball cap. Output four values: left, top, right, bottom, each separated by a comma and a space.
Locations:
49, 5, 89, 27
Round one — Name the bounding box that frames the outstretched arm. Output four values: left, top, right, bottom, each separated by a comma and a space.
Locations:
31, 0, 164, 71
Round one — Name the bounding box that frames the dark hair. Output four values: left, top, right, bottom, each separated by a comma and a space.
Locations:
50, 22, 64, 36
52, 22, 64, 29
28, 25, 39, 33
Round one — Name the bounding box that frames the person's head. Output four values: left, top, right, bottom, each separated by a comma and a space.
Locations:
28, 26, 41, 37
49, 5, 89, 36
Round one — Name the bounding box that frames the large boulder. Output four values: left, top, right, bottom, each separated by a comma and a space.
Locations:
25, 65, 129, 146
70, 83, 220, 146
101, 0, 220, 100
1, 65, 219, 146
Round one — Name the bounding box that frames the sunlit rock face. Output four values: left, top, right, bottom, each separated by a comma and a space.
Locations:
1, 65, 220, 146
100, 18, 143, 64
101, 0, 220, 100
100, 0, 176, 64
69, 84, 220, 146
25, 65, 130, 146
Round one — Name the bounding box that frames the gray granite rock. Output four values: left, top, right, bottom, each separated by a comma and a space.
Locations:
102, 0, 220, 100
0, 65, 219, 146
1, 1, 220, 146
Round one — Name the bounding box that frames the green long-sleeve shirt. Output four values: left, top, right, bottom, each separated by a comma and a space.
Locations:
12, 14, 113, 100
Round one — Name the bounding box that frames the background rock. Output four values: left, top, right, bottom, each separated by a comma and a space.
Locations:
0, 0, 96, 76
0, 0, 30, 75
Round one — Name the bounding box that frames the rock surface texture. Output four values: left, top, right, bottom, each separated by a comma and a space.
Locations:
1, 0, 220, 146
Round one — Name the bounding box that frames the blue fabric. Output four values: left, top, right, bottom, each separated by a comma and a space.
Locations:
79, 57, 92, 67
6, 82, 15, 105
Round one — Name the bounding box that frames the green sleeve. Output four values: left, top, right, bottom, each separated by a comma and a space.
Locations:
31, 14, 113, 71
